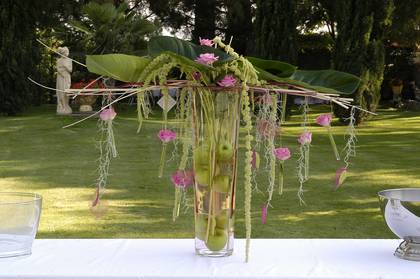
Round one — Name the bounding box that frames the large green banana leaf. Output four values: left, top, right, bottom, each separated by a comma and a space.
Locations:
290, 70, 361, 95
86, 54, 149, 82
247, 57, 296, 78
148, 36, 232, 63
250, 57, 360, 94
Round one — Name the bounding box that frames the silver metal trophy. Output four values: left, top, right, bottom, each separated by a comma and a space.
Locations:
378, 188, 420, 261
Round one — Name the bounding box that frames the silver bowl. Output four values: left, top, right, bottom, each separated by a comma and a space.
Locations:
378, 188, 420, 261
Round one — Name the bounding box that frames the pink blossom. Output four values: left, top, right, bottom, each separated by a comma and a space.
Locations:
273, 147, 291, 161
171, 170, 194, 188
260, 93, 273, 104
261, 204, 268, 224
217, 74, 237, 87
335, 167, 347, 190
158, 129, 177, 143
256, 119, 277, 140
251, 149, 260, 169
199, 37, 214, 47
316, 113, 333, 127
192, 71, 201, 81
298, 131, 312, 145
195, 53, 219, 65
99, 107, 117, 121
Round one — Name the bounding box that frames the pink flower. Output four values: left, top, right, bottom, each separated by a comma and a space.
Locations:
195, 53, 219, 65
158, 129, 177, 143
192, 71, 201, 81
251, 149, 260, 169
199, 37, 214, 47
99, 107, 117, 121
256, 119, 277, 140
217, 74, 237, 87
316, 113, 333, 127
298, 131, 312, 145
261, 204, 268, 224
335, 167, 347, 190
171, 170, 194, 188
273, 147, 291, 161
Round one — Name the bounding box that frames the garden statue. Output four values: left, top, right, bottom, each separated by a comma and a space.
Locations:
56, 47, 72, 115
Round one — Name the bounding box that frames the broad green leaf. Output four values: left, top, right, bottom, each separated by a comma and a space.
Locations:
247, 57, 297, 77
86, 54, 149, 82
148, 36, 232, 63
290, 70, 361, 95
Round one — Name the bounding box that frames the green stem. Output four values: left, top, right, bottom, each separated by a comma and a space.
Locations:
304, 145, 309, 180
172, 188, 181, 222
281, 94, 287, 123
327, 126, 340, 161
158, 143, 167, 178
279, 161, 284, 195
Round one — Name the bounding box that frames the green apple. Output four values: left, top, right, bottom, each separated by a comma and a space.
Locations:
217, 142, 234, 162
195, 214, 208, 240
206, 229, 228, 251
195, 169, 210, 186
212, 175, 230, 193
215, 211, 229, 229
193, 145, 210, 166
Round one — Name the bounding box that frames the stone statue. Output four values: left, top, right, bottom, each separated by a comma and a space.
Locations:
56, 47, 72, 115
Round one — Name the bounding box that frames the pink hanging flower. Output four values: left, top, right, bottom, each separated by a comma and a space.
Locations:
171, 170, 194, 188
99, 107, 117, 121
298, 131, 312, 145
256, 119, 277, 140
158, 129, 177, 143
199, 37, 214, 47
261, 204, 268, 224
192, 71, 201, 81
273, 147, 291, 161
260, 93, 273, 104
217, 74, 237, 87
251, 149, 260, 169
195, 53, 219, 65
316, 113, 333, 127
335, 167, 347, 190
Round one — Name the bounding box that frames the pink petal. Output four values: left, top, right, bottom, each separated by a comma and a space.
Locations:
261, 204, 268, 224
334, 167, 347, 190
273, 147, 291, 161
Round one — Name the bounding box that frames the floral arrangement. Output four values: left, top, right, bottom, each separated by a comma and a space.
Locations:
35, 36, 367, 261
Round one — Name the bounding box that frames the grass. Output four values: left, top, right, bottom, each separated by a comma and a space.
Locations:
1, 104, 420, 239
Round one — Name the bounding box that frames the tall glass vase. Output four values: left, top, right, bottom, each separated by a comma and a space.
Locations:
192, 88, 241, 257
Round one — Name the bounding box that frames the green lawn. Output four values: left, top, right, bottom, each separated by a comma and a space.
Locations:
1, 104, 419, 239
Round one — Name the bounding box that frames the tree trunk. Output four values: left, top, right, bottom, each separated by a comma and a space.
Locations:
225, 0, 253, 55
331, 0, 394, 123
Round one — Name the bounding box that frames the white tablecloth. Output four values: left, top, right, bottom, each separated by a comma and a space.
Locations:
0, 239, 418, 279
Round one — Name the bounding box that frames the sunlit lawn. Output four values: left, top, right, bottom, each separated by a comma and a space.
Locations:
1, 104, 419, 239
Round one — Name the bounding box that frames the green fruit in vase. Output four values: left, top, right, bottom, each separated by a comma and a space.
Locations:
195, 214, 208, 240
217, 142, 234, 162
195, 169, 210, 186
193, 145, 210, 166
206, 229, 228, 251
213, 175, 230, 193
216, 211, 229, 229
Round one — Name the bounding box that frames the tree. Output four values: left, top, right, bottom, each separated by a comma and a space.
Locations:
0, 0, 84, 115
70, 1, 158, 55
329, 0, 394, 122
225, 0, 253, 55
254, 0, 298, 64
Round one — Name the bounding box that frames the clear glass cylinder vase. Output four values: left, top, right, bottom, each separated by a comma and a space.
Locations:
192, 88, 240, 257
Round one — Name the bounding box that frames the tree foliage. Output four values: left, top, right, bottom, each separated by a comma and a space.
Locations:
70, 1, 158, 55
330, 0, 394, 122
254, 0, 298, 64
